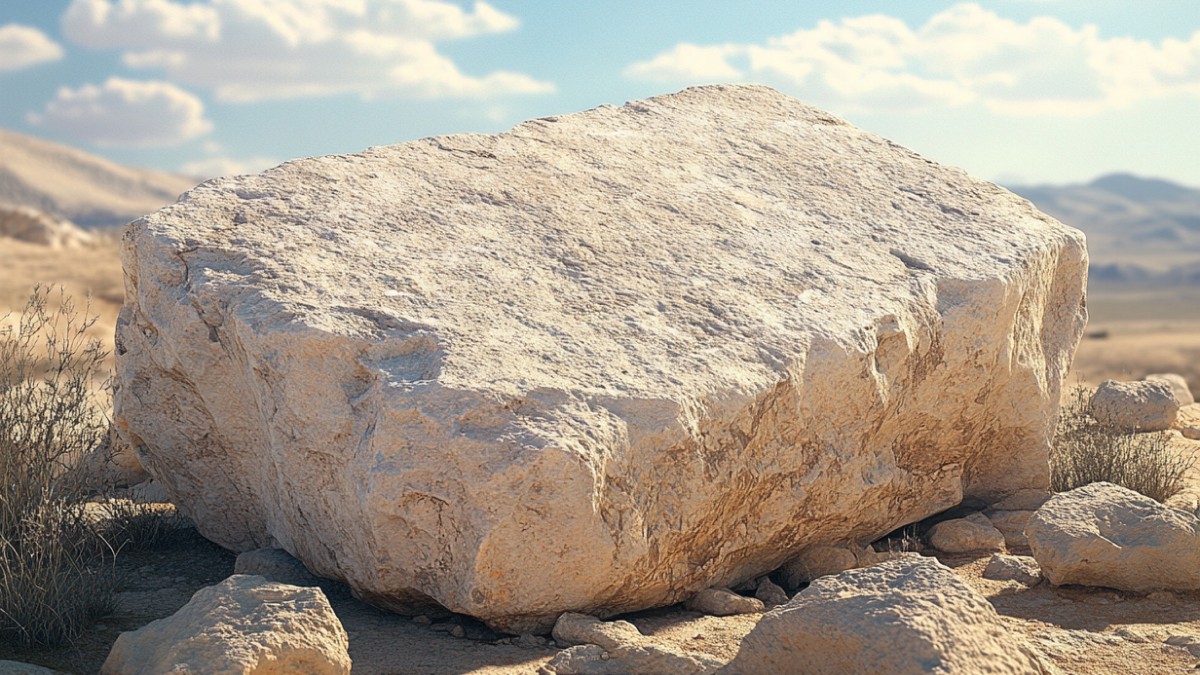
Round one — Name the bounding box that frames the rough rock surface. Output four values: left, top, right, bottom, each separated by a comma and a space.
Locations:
101, 575, 351, 674
1090, 379, 1179, 431
926, 515, 1006, 553
684, 588, 764, 616
1145, 373, 1195, 406
722, 557, 1059, 674
754, 578, 789, 607
985, 509, 1036, 549
1176, 403, 1200, 440
1027, 482, 1200, 592
544, 613, 721, 675
113, 84, 1087, 630
984, 554, 1041, 585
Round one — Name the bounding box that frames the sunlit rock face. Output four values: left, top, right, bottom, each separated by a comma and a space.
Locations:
114, 84, 1087, 632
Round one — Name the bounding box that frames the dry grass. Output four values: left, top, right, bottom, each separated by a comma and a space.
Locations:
1051, 385, 1193, 503
0, 287, 114, 647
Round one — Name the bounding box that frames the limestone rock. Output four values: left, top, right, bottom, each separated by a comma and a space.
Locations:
722, 557, 1059, 674
780, 544, 872, 589
545, 613, 721, 675
684, 588, 763, 616
1176, 403, 1200, 440
754, 578, 789, 607
1145, 373, 1194, 406
1090, 380, 1179, 432
985, 509, 1036, 549
234, 548, 322, 587
0, 204, 92, 248
926, 515, 1005, 553
984, 554, 1041, 585
100, 575, 351, 674
113, 84, 1088, 631
1027, 482, 1200, 592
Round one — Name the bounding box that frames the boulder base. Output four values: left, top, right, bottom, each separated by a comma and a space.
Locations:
114, 84, 1087, 631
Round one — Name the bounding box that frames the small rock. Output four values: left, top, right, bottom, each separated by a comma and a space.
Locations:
926, 516, 1005, 553
515, 633, 548, 649
1166, 635, 1200, 658
1145, 373, 1195, 406
1176, 404, 1200, 440
233, 548, 322, 587
722, 557, 1057, 674
412, 615, 432, 624
985, 509, 1036, 549
780, 545, 859, 588
547, 613, 721, 674
1090, 379, 1179, 432
754, 578, 789, 607
450, 625, 465, 638
983, 554, 1041, 585
1027, 482, 1200, 592
684, 588, 764, 616
100, 575, 351, 674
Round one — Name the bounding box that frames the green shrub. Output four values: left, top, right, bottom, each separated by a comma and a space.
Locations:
0, 286, 114, 647
1051, 385, 1193, 503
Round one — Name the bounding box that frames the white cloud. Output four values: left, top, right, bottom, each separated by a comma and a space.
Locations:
60, 0, 553, 102
180, 154, 279, 179
27, 77, 213, 146
0, 24, 65, 71
624, 2, 1200, 116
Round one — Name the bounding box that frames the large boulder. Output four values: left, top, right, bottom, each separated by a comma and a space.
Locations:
101, 575, 351, 674
1026, 482, 1200, 592
113, 84, 1087, 631
722, 557, 1059, 674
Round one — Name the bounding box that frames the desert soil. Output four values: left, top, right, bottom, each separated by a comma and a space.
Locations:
3, 237, 1200, 674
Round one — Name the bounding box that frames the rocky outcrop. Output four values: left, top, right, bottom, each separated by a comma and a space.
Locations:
114, 84, 1087, 631
101, 575, 351, 674
722, 557, 1059, 674
1090, 379, 1179, 431
1027, 482, 1200, 592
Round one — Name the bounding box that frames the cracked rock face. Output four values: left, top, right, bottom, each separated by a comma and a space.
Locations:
114, 85, 1087, 631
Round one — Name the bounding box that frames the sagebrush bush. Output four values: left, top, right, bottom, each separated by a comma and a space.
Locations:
1051, 385, 1193, 503
0, 286, 114, 647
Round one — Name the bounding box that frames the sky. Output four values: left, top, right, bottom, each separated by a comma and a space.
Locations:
1, 0, 1198, 186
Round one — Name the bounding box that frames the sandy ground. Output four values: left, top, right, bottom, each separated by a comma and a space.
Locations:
4, 236, 1200, 673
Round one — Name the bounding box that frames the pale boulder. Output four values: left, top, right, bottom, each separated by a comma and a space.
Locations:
100, 575, 351, 674
113, 84, 1087, 631
925, 514, 1005, 553
1026, 482, 1200, 592
1144, 373, 1194, 406
1090, 380, 1179, 432
722, 557, 1059, 674
1176, 403, 1200, 440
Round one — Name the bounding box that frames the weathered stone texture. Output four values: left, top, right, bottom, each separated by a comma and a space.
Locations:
114, 85, 1087, 630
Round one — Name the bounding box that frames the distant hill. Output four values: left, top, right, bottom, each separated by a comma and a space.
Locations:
1007, 173, 1200, 281
0, 129, 197, 229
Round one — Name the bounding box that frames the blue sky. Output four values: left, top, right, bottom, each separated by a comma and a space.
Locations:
1, 1, 1198, 186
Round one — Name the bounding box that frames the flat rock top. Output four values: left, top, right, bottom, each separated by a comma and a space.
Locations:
137, 84, 1073, 401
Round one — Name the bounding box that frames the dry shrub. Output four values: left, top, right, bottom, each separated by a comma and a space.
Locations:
1051, 385, 1193, 503
0, 286, 114, 647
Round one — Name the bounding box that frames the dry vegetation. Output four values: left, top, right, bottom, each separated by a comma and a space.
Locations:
1051, 385, 1192, 502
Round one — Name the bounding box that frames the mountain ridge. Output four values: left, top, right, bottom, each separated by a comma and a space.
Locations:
0, 128, 197, 229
